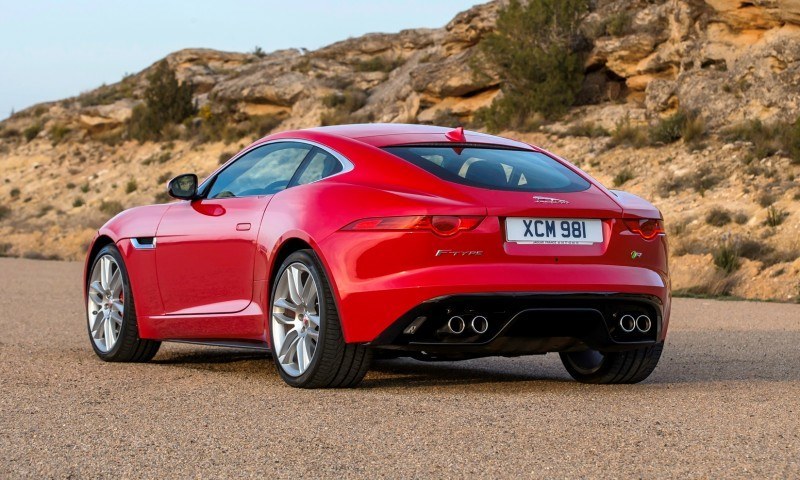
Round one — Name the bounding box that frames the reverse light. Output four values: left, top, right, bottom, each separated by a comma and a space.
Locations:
623, 219, 665, 240
343, 215, 484, 237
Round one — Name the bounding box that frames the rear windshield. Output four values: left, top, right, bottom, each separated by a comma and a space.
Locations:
383, 146, 590, 193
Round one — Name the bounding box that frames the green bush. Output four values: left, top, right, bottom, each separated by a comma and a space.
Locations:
705, 207, 732, 227
157, 172, 173, 184
10, 188, 20, 199
353, 56, 403, 72
477, 0, 590, 130
125, 179, 138, 194
23, 122, 42, 142
564, 122, 610, 138
79, 183, 90, 193
99, 200, 124, 216
128, 60, 195, 142
320, 88, 370, 126
72, 197, 85, 208
49, 123, 71, 145
605, 12, 632, 37
612, 168, 634, 187
713, 236, 740, 274
723, 117, 800, 162
765, 205, 787, 227
609, 117, 648, 148
649, 110, 705, 145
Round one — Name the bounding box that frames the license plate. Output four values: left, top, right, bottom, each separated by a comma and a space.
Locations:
505, 218, 603, 245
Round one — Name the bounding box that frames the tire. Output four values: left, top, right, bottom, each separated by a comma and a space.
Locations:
86, 244, 160, 362
268, 249, 371, 388
559, 342, 664, 384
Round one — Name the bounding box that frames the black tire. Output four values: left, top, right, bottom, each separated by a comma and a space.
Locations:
86, 244, 160, 362
560, 342, 664, 384
269, 249, 371, 388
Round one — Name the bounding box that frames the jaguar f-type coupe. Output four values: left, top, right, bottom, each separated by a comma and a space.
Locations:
84, 124, 669, 388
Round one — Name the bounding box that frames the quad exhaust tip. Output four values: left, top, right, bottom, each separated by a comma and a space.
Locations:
636, 315, 652, 333
447, 316, 466, 335
471, 315, 489, 334
619, 314, 636, 333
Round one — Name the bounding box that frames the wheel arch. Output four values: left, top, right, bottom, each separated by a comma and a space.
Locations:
267, 236, 350, 341
83, 234, 116, 299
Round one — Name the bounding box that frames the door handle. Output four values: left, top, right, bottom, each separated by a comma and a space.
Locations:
236, 223, 251, 231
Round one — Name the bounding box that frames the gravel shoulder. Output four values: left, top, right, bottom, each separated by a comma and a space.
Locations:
1, 258, 798, 478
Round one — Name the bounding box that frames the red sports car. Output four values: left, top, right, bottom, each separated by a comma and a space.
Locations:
84, 124, 669, 388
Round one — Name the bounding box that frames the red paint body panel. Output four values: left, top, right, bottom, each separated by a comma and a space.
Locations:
84, 124, 671, 348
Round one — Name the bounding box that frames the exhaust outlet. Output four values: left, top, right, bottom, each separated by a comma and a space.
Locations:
446, 315, 466, 335
636, 315, 652, 333
619, 314, 636, 333
470, 315, 489, 334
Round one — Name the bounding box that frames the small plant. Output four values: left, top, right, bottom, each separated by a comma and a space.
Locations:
99, 200, 124, 216
0, 205, 10, 220
689, 164, 721, 194
23, 122, 42, 142
66, 182, 76, 190
72, 197, 85, 208
565, 122, 610, 138
757, 192, 775, 208
252, 46, 266, 58
142, 151, 172, 165
765, 205, 787, 227
157, 172, 173, 184
733, 212, 749, 225
80, 183, 90, 193
353, 56, 403, 73
49, 123, 71, 145
10, 187, 20, 199
609, 117, 648, 148
712, 236, 740, 274
612, 168, 635, 187
705, 207, 732, 227
154, 191, 172, 203
36, 205, 53, 218
605, 12, 632, 37
125, 179, 138, 194
219, 151, 236, 165
0, 243, 12, 257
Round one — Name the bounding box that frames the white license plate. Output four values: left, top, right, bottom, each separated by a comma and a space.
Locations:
505, 218, 603, 245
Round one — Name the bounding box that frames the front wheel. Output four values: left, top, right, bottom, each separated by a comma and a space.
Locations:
560, 343, 664, 384
86, 244, 160, 362
269, 250, 371, 388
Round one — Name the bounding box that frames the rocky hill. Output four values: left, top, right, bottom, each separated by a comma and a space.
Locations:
0, 0, 798, 301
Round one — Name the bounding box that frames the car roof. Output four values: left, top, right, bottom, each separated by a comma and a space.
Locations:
301, 123, 535, 150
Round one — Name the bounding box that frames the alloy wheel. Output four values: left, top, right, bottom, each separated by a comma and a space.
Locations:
271, 262, 320, 377
87, 254, 125, 352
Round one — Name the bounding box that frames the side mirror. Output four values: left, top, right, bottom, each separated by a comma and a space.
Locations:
168, 173, 199, 200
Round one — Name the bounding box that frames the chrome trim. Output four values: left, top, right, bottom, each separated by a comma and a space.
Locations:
200, 138, 355, 194
131, 237, 156, 250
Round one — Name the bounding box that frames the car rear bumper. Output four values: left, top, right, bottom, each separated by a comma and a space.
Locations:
331, 262, 670, 344
367, 293, 664, 358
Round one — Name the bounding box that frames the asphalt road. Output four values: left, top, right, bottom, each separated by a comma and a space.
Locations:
1, 257, 798, 478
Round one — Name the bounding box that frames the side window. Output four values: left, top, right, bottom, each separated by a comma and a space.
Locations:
294, 148, 343, 185
207, 143, 311, 198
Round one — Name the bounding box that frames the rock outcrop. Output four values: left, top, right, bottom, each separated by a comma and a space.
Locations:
0, 0, 799, 301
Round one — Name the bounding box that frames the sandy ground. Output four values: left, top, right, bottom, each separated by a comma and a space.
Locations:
0, 257, 798, 479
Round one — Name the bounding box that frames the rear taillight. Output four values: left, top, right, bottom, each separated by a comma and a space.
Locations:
623, 219, 665, 240
343, 215, 483, 237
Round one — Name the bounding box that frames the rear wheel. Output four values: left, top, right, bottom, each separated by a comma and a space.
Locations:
86, 245, 160, 362
560, 343, 663, 384
269, 250, 371, 388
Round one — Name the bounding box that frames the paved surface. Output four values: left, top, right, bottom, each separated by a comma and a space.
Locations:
0, 257, 799, 478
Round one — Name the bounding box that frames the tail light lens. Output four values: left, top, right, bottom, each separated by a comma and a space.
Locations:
623, 219, 665, 240
343, 215, 484, 237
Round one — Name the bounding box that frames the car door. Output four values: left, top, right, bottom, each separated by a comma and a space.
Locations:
155, 142, 313, 315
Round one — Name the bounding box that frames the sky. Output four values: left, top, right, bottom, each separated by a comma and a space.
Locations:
0, 0, 480, 120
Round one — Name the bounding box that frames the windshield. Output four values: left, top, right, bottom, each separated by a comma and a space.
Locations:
383, 146, 590, 193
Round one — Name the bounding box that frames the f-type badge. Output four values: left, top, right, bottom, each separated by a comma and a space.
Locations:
436, 250, 483, 257
532, 196, 569, 204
